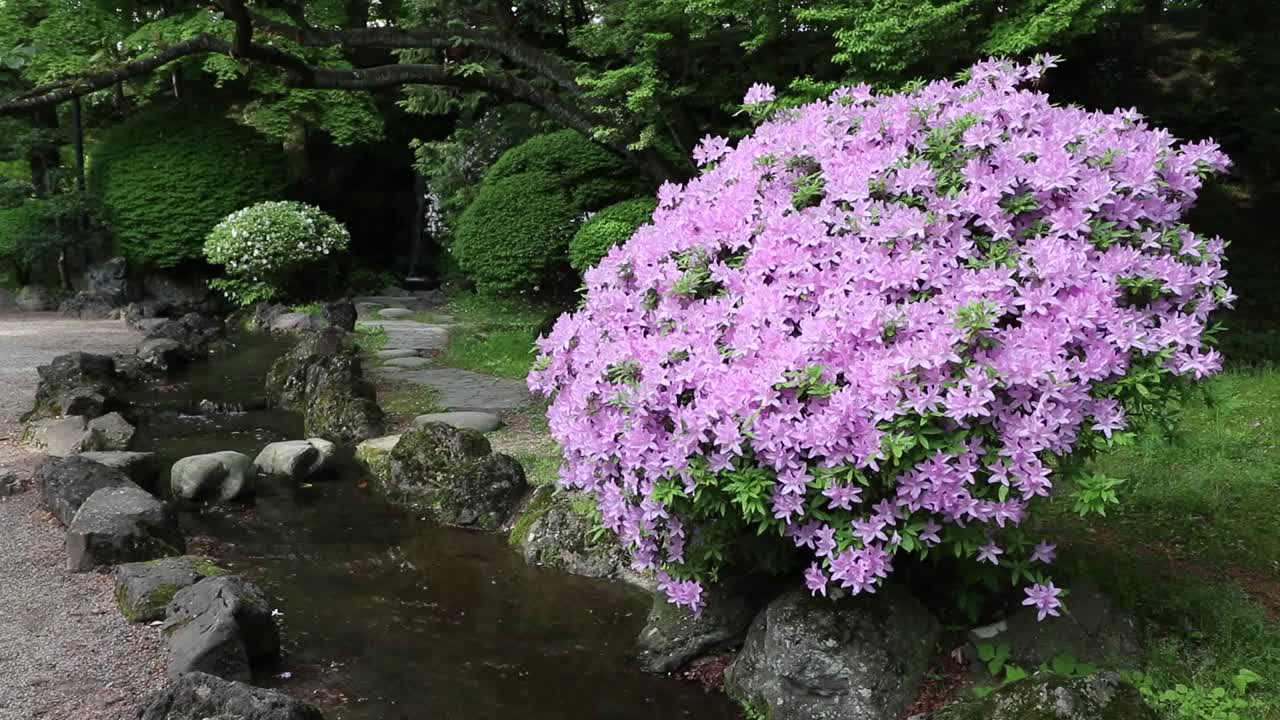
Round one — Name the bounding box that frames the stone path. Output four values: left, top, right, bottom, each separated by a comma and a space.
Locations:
376, 365, 531, 412
357, 314, 532, 413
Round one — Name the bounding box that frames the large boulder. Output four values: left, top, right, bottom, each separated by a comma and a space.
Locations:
380, 422, 527, 531
137, 672, 324, 720
725, 585, 940, 720
66, 485, 184, 572
253, 439, 337, 481
15, 285, 58, 311
23, 352, 123, 422
637, 581, 761, 674
114, 555, 225, 623
86, 411, 136, 451
144, 313, 225, 361
162, 576, 280, 681
78, 451, 158, 490
171, 451, 255, 502
269, 312, 328, 334
85, 256, 129, 300
34, 454, 137, 525
123, 300, 175, 330
266, 328, 384, 444
137, 338, 185, 372
936, 671, 1157, 720
511, 486, 628, 579
323, 298, 357, 332
143, 274, 215, 312
58, 291, 119, 320
967, 578, 1144, 672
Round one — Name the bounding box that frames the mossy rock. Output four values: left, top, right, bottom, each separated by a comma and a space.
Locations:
381, 422, 527, 531
509, 486, 627, 579
935, 671, 1157, 720
113, 555, 226, 623
355, 434, 401, 484
267, 329, 385, 444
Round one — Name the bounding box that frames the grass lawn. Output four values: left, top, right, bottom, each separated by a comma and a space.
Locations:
1043, 368, 1280, 718
434, 293, 566, 380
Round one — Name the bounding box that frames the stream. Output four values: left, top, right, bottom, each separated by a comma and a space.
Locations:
123, 334, 741, 720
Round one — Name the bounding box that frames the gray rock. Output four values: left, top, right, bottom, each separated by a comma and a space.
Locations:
266, 329, 384, 444
134, 317, 170, 335
511, 487, 627, 579
66, 485, 184, 572
251, 302, 290, 331
137, 338, 185, 372
24, 415, 93, 456
383, 356, 432, 369
936, 671, 1157, 720
162, 576, 280, 681
23, 351, 121, 422
59, 291, 119, 320
413, 411, 504, 433
270, 312, 328, 334
375, 349, 419, 360
123, 300, 174, 329
0, 287, 13, 308
87, 411, 135, 451
725, 584, 940, 720
1, 469, 20, 496
380, 423, 526, 531
354, 434, 400, 483
138, 672, 323, 720
78, 451, 158, 491
171, 451, 255, 502
15, 285, 58, 311
114, 555, 225, 623
145, 313, 226, 361
253, 438, 337, 480
638, 580, 760, 673
360, 320, 449, 354
324, 298, 357, 332
34, 454, 137, 525
968, 578, 1143, 672
378, 307, 416, 320
85, 256, 129, 300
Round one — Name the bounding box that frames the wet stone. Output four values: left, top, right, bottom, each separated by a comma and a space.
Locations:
66, 485, 185, 572
114, 555, 225, 623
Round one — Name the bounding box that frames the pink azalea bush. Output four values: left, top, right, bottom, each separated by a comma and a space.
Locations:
529, 57, 1232, 614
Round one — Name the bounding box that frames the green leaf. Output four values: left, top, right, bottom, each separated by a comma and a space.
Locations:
1051, 654, 1078, 676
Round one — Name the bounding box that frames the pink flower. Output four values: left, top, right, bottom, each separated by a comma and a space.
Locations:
743, 82, 777, 105
1023, 582, 1064, 621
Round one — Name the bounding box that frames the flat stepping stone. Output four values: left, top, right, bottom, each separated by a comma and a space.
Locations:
413, 411, 504, 433
383, 356, 433, 369
376, 349, 420, 360
378, 307, 416, 320
358, 320, 449, 353
376, 367, 531, 413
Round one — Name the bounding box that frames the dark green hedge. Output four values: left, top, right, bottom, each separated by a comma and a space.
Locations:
88, 105, 289, 268
453, 130, 648, 295
453, 171, 577, 296
569, 198, 657, 272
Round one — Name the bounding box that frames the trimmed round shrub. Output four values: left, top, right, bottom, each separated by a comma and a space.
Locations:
569, 198, 657, 272
452, 172, 576, 295
204, 201, 350, 306
530, 58, 1233, 614
89, 105, 289, 268
485, 129, 646, 210
452, 130, 650, 295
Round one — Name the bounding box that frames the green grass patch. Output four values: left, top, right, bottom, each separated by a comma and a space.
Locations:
1068, 370, 1280, 572
291, 302, 325, 317
354, 324, 389, 354
378, 382, 444, 421
434, 292, 565, 380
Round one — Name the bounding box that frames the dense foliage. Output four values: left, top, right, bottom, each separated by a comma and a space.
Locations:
531, 59, 1232, 613
204, 201, 350, 306
453, 171, 577, 296
88, 105, 289, 267
569, 198, 657, 273
452, 131, 646, 295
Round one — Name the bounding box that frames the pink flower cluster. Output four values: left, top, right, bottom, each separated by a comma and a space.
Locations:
530, 57, 1231, 613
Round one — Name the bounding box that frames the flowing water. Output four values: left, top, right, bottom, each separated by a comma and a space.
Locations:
127, 334, 740, 720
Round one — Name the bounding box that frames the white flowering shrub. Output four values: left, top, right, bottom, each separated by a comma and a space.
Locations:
204, 201, 350, 306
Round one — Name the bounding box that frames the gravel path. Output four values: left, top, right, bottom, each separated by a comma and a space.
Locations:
0, 313, 165, 720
